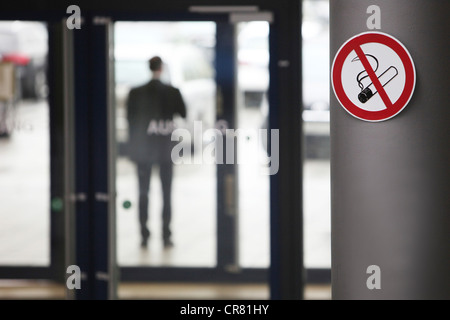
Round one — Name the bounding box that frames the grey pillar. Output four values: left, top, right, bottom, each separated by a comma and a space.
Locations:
331, 0, 450, 299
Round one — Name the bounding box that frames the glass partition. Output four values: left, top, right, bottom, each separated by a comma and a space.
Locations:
114, 21, 217, 267
302, 0, 331, 269
0, 21, 50, 266
236, 21, 270, 268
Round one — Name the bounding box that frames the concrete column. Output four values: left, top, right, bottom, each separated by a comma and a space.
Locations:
330, 0, 450, 299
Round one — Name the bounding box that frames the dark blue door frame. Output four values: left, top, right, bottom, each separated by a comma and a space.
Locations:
72, 21, 93, 299
268, 2, 304, 300
72, 15, 117, 300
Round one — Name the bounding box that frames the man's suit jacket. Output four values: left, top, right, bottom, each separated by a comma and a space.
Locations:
127, 79, 186, 163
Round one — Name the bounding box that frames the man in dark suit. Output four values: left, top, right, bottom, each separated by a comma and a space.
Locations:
126, 56, 186, 248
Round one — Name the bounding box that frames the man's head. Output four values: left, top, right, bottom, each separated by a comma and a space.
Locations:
149, 56, 163, 73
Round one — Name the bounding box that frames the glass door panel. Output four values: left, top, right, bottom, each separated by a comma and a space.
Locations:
114, 21, 217, 267
0, 20, 50, 266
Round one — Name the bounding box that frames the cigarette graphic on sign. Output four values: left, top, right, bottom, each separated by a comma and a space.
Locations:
331, 31, 416, 122
352, 54, 399, 103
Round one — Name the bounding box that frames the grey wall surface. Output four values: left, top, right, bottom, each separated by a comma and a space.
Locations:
330, 0, 450, 299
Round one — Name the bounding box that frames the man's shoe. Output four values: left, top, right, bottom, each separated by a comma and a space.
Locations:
141, 229, 150, 248
163, 238, 174, 248
141, 236, 149, 248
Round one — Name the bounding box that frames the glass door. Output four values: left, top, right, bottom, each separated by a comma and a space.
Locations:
0, 19, 74, 291
111, 15, 272, 296
114, 21, 218, 268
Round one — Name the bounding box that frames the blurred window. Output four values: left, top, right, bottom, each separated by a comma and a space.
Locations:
0, 21, 49, 266
302, 0, 331, 269
181, 53, 213, 82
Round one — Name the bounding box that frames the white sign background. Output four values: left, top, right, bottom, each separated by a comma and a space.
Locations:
341, 42, 407, 112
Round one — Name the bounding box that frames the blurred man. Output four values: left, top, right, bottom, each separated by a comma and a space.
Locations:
127, 56, 186, 248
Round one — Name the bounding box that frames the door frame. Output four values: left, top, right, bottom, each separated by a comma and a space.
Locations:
107, 12, 268, 283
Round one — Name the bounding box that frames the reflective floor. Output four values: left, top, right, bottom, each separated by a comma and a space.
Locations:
0, 100, 50, 266
0, 280, 331, 300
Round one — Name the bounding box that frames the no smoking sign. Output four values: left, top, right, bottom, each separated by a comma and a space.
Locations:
332, 32, 416, 122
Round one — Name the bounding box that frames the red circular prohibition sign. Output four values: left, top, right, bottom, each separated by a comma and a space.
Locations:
332, 32, 416, 122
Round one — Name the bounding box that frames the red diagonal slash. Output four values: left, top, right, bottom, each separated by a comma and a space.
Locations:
354, 45, 393, 109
